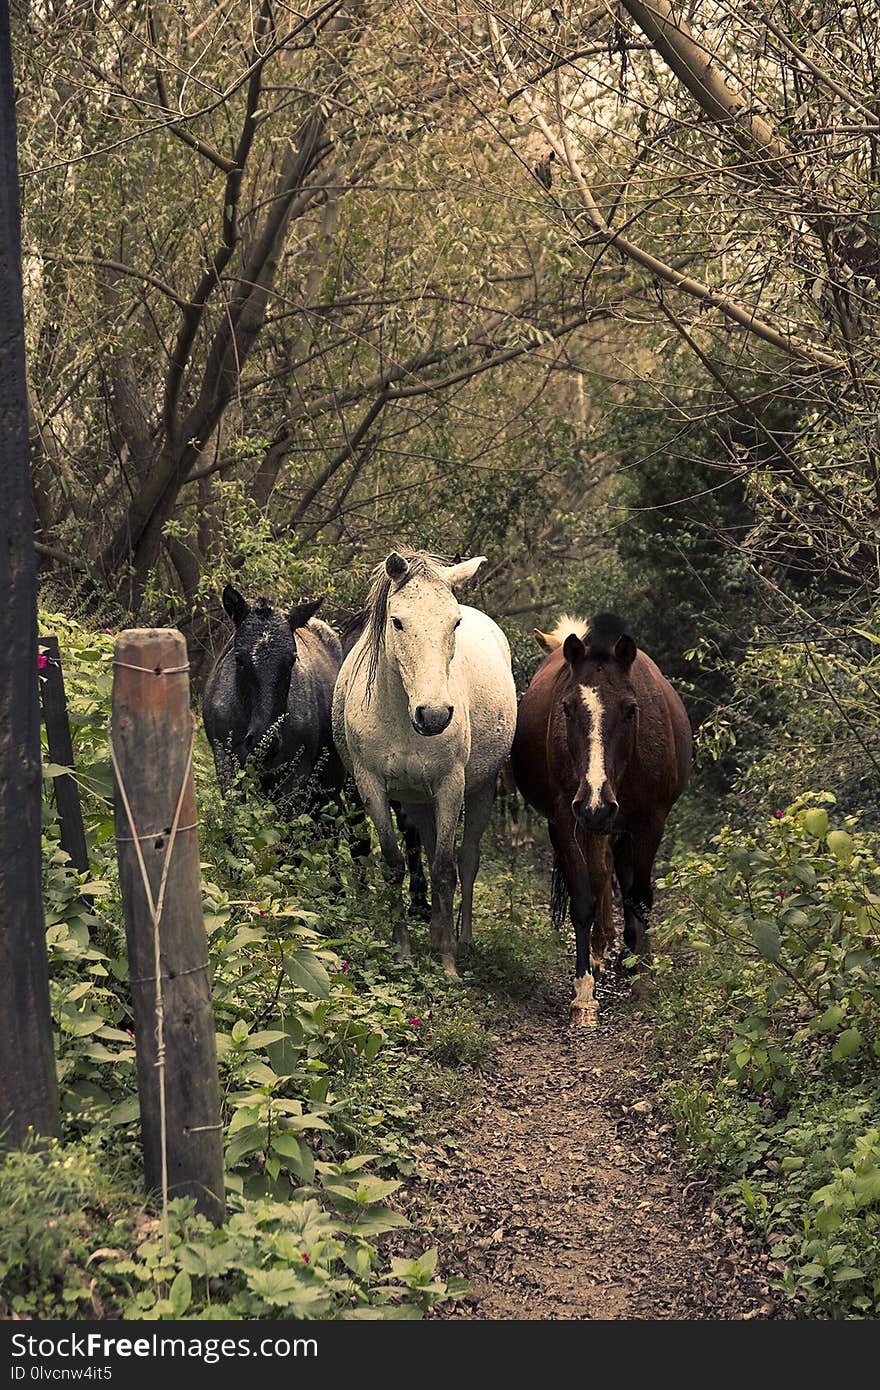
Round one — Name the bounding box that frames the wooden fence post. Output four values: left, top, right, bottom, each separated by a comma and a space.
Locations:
39, 635, 89, 874
112, 629, 225, 1225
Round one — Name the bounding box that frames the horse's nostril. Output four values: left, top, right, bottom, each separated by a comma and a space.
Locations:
413, 705, 453, 736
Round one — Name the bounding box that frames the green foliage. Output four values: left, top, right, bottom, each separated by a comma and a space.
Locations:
0, 1138, 130, 1316
26, 613, 486, 1317
29, 617, 567, 1321
652, 794, 880, 1316
691, 616, 880, 823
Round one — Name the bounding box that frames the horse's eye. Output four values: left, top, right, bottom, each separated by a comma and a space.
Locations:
625, 705, 638, 721
390, 616, 403, 631
562, 699, 572, 718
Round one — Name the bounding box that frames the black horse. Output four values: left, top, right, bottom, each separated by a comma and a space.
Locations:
340, 610, 429, 920
203, 584, 346, 802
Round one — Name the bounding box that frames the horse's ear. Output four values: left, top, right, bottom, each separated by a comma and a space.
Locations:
288, 596, 323, 631
534, 628, 561, 654
563, 633, 586, 664
386, 551, 409, 579
222, 583, 249, 625
613, 633, 637, 669
440, 554, 486, 588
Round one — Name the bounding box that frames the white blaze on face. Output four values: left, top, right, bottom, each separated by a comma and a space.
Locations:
580, 686, 606, 811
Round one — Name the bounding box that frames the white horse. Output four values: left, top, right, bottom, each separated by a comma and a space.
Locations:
332, 549, 517, 972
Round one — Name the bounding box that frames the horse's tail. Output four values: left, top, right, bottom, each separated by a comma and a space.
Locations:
499, 758, 517, 795
550, 851, 569, 933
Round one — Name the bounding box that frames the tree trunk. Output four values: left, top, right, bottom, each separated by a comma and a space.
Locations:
0, 0, 61, 1147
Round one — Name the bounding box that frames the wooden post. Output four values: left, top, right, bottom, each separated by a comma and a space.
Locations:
0, 0, 60, 1148
39, 635, 89, 874
112, 629, 225, 1224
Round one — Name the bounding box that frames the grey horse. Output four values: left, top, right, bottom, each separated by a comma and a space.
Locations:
203, 584, 345, 801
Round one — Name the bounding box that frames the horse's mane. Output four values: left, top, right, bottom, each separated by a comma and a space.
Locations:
545, 612, 630, 655
359, 548, 451, 700
546, 613, 588, 645
586, 612, 628, 658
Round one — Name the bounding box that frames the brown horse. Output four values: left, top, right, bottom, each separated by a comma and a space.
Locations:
511, 613, 692, 1026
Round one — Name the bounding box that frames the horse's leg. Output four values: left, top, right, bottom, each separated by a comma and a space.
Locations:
458, 781, 495, 949
353, 767, 410, 957
393, 802, 429, 920
550, 821, 599, 1027
613, 820, 662, 964
588, 836, 615, 973
345, 777, 373, 869
426, 771, 466, 976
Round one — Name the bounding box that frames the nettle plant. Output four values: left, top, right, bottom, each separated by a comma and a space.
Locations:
658, 793, 880, 1098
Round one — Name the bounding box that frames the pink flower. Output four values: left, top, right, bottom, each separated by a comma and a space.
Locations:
340, 960, 349, 971
774, 810, 783, 819
258, 909, 266, 917
409, 1017, 421, 1028
37, 652, 48, 670
301, 1252, 310, 1265
779, 890, 787, 899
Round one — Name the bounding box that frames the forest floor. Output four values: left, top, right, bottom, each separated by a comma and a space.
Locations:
410, 942, 797, 1321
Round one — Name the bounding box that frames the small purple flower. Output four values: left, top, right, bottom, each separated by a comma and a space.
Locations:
774, 810, 783, 820
302, 1252, 310, 1265
340, 960, 349, 971
409, 1016, 421, 1028
779, 890, 786, 899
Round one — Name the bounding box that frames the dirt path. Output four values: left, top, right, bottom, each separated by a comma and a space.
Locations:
422, 973, 791, 1320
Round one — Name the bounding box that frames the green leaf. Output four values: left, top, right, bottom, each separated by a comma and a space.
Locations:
284, 949, 331, 998
347, 1206, 409, 1236
271, 1133, 304, 1159
225, 1125, 264, 1166
750, 920, 781, 962
271, 1133, 314, 1182
826, 830, 854, 866
104, 1095, 140, 1126
814, 1004, 846, 1033
831, 1028, 862, 1061
242, 1029, 289, 1051
802, 808, 829, 839
832, 1266, 865, 1283
169, 1270, 192, 1316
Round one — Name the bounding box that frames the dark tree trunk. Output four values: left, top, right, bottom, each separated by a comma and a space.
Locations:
0, 0, 61, 1146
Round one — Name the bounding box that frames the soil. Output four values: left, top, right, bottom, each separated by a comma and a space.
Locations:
416, 969, 797, 1321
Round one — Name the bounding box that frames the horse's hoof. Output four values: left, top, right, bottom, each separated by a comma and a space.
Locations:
569, 974, 598, 1027
569, 1003, 599, 1028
